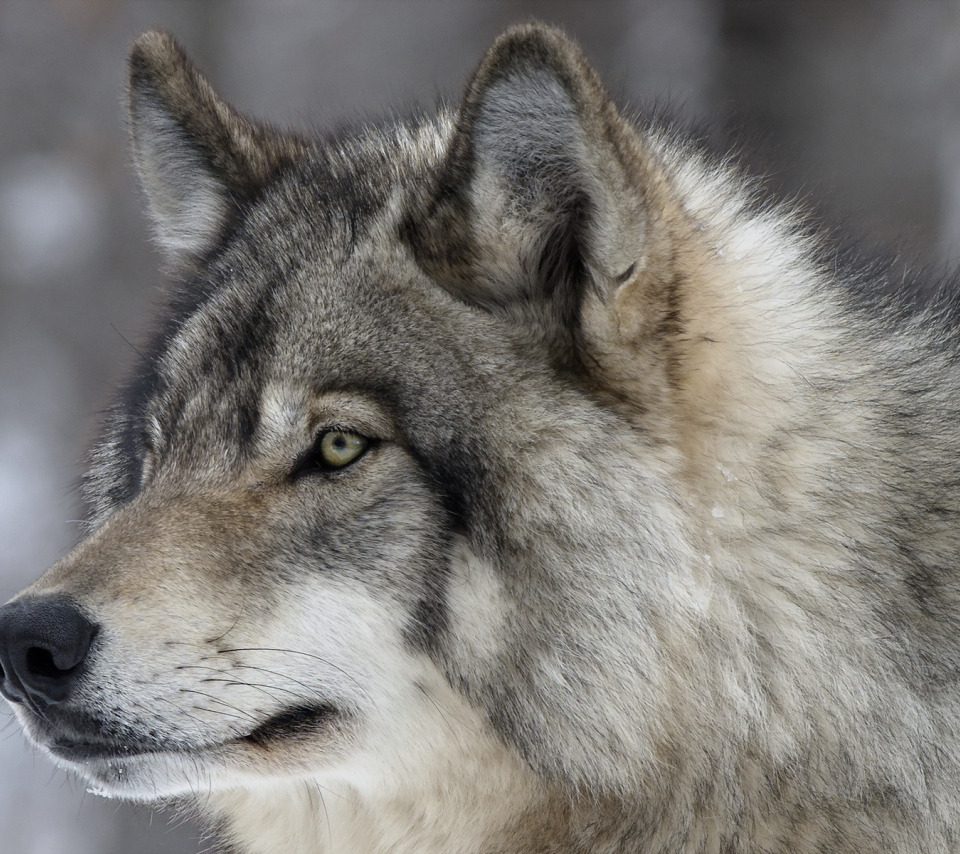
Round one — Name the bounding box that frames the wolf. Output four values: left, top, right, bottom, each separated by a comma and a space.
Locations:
2, 20, 960, 854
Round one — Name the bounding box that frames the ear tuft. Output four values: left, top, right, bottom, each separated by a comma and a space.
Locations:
128, 30, 308, 267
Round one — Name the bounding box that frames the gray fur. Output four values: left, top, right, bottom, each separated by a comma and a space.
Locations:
3, 21, 960, 854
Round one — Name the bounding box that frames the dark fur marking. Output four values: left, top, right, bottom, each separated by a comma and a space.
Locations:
657, 267, 685, 390
615, 263, 637, 284
403, 594, 450, 656
242, 704, 336, 747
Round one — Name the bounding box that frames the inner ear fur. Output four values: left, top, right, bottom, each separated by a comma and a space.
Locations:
128, 30, 309, 267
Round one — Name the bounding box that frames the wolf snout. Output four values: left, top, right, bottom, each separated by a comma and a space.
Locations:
0, 596, 98, 708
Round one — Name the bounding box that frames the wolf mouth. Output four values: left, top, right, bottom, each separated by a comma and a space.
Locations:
38, 702, 339, 764
49, 734, 148, 762
241, 703, 337, 747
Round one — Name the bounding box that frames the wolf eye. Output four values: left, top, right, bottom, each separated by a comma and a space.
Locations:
293, 430, 370, 478
319, 431, 368, 468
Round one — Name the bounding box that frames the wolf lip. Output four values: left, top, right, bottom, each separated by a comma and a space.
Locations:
36, 704, 338, 761
48, 734, 153, 762
242, 703, 337, 747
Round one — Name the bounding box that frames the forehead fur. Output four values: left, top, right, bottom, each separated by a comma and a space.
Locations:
141, 116, 456, 409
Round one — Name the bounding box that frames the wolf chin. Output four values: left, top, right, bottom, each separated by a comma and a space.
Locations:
2, 21, 960, 854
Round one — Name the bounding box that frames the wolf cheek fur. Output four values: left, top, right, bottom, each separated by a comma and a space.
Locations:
2, 20, 960, 854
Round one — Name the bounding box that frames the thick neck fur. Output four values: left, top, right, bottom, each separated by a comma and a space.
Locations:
578, 131, 960, 851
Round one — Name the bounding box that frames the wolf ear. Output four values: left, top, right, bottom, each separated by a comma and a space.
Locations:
128, 31, 306, 267
405, 24, 659, 336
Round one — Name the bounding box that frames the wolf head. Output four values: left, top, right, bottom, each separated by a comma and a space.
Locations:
0, 22, 732, 832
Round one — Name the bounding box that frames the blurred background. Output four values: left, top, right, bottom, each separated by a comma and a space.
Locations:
2, 1, 960, 851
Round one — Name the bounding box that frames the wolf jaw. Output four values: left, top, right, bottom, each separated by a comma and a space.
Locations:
2, 19, 960, 854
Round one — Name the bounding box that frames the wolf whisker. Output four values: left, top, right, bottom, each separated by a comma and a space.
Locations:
178, 690, 261, 725
217, 647, 370, 696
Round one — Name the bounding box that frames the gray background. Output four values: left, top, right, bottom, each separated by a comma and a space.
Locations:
2, 1, 959, 851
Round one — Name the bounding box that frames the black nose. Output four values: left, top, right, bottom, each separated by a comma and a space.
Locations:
0, 595, 98, 708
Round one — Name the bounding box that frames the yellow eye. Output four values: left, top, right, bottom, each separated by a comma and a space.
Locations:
318, 431, 369, 469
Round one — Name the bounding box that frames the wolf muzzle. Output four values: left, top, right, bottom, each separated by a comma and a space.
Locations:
0, 596, 98, 711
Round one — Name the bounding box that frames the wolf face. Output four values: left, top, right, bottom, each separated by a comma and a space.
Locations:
1, 22, 691, 816
4, 21, 960, 854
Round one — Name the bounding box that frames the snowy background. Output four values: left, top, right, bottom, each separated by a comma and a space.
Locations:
2, 1, 960, 851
